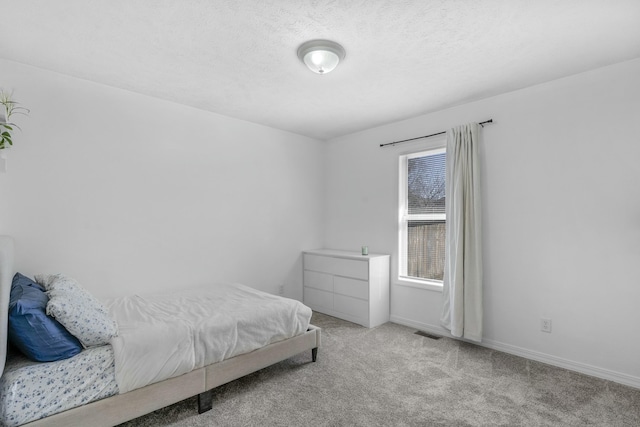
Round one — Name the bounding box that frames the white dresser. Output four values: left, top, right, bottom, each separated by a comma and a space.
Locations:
303, 249, 390, 328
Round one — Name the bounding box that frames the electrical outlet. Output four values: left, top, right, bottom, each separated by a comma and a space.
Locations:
541, 318, 552, 333
278, 285, 284, 295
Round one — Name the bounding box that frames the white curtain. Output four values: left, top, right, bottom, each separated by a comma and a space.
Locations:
440, 123, 483, 342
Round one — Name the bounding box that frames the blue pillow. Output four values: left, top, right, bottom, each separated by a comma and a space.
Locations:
8, 273, 83, 362
12, 272, 45, 292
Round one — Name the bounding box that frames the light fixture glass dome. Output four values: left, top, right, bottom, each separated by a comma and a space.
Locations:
297, 40, 345, 74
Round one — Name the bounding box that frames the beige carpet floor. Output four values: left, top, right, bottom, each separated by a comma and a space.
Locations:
117, 312, 640, 426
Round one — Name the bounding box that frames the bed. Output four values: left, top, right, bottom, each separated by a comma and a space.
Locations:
0, 236, 320, 427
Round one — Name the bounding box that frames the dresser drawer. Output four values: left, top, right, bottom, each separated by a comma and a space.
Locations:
334, 276, 368, 300
333, 294, 368, 320
304, 254, 368, 280
304, 287, 333, 311
303, 270, 333, 292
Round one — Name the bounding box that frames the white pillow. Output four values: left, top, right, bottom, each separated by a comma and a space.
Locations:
35, 274, 118, 348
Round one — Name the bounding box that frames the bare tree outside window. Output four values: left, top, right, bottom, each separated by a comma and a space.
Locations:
408, 155, 445, 214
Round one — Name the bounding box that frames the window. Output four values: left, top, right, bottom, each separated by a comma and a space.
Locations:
399, 147, 446, 287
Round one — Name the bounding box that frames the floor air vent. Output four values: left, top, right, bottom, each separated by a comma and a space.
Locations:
414, 330, 442, 340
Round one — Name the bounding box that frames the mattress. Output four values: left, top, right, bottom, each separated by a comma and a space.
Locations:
107, 283, 312, 393
0, 345, 117, 427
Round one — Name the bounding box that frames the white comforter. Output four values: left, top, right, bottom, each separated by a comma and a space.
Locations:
106, 283, 312, 394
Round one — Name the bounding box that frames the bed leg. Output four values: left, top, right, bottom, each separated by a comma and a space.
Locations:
198, 390, 214, 414
312, 347, 318, 362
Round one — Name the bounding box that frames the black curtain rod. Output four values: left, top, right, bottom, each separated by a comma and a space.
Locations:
379, 119, 493, 148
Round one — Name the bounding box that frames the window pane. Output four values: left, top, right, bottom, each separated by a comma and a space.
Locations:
406, 220, 445, 281
408, 153, 446, 215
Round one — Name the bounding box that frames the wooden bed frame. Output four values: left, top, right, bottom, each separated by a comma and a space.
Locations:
0, 236, 321, 427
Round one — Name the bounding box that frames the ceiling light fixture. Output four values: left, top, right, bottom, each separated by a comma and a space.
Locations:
297, 40, 346, 75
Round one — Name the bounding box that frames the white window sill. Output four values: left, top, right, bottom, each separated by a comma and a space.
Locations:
395, 277, 443, 292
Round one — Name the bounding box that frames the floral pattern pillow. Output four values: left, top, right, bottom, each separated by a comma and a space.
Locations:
35, 274, 118, 348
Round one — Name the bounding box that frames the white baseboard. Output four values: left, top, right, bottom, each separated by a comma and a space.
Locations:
390, 315, 640, 390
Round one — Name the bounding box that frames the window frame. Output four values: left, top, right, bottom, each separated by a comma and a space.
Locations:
398, 145, 446, 292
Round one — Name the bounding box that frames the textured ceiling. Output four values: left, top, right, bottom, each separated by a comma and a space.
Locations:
2, 0, 640, 140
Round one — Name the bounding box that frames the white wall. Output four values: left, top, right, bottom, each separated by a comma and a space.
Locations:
324, 58, 640, 387
0, 59, 325, 300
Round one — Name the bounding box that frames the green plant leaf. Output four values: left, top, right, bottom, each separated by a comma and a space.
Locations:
0, 89, 28, 147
